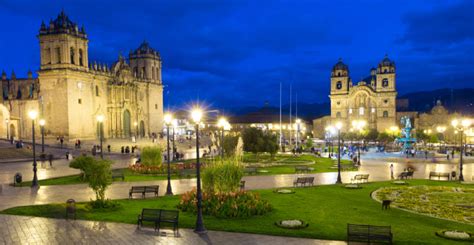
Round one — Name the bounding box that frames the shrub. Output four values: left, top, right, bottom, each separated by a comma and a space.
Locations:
69, 156, 112, 206
222, 135, 239, 157
141, 146, 163, 167
202, 160, 243, 193
178, 189, 272, 218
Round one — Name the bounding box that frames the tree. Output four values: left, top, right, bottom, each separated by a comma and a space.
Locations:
366, 129, 378, 142
305, 138, 314, 149
263, 133, 278, 158
242, 127, 264, 155
69, 156, 112, 204
428, 134, 439, 143
222, 135, 239, 157
377, 132, 394, 143
141, 146, 163, 166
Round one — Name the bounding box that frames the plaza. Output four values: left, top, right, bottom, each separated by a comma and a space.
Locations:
1, 2, 474, 245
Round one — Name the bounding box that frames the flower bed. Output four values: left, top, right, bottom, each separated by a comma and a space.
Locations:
178, 189, 272, 218
275, 219, 308, 229
374, 186, 474, 224
436, 230, 473, 242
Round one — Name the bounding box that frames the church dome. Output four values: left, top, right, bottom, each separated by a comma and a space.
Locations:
132, 41, 159, 56
378, 55, 395, 67
39, 10, 86, 38
332, 58, 348, 71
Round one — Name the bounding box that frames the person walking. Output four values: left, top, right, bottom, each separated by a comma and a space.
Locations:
390, 164, 394, 179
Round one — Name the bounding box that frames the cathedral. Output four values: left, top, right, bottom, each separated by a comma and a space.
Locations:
0, 11, 164, 141
313, 56, 398, 135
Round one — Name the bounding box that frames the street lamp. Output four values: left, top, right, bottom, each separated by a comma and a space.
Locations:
39, 119, 45, 153
325, 125, 336, 158
295, 119, 301, 151
451, 119, 471, 181
5, 118, 9, 141
28, 110, 38, 188
351, 120, 366, 165
191, 107, 206, 234
217, 117, 229, 159
335, 121, 343, 184
436, 126, 446, 152
96, 115, 104, 159
164, 112, 173, 196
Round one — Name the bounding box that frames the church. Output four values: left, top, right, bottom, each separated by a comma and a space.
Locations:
0, 11, 164, 141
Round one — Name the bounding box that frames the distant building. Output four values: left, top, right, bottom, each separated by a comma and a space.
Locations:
0, 11, 164, 140
229, 106, 311, 143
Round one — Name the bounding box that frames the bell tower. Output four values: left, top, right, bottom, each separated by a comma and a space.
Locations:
38, 11, 89, 71
375, 55, 396, 92
330, 58, 350, 95
129, 41, 162, 84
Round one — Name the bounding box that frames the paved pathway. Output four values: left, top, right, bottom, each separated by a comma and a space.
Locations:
0, 215, 344, 245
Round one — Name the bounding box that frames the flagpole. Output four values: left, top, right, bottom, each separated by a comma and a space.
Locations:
279, 82, 282, 151
289, 84, 292, 148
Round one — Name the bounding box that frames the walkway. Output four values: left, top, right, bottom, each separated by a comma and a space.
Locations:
0, 214, 344, 245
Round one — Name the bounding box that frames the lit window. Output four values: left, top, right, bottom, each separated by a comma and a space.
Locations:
383, 111, 389, 117
359, 107, 364, 115
371, 108, 375, 113
336, 81, 342, 89
349, 108, 352, 114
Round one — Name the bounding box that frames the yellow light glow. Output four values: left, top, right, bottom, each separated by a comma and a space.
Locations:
461, 119, 471, 128
191, 108, 203, 124
451, 119, 459, 128
96, 114, 104, 122
217, 117, 228, 128
164, 113, 173, 125
335, 121, 343, 130
28, 110, 38, 120
39, 119, 45, 126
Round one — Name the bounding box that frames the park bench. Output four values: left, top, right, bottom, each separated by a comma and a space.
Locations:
429, 171, 450, 180
178, 169, 196, 177
244, 167, 258, 175
129, 185, 159, 199
397, 171, 414, 180
351, 174, 369, 183
137, 208, 179, 235
347, 224, 393, 244
293, 177, 314, 187
295, 166, 310, 173
111, 171, 125, 181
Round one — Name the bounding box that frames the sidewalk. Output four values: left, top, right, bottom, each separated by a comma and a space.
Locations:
0, 214, 345, 245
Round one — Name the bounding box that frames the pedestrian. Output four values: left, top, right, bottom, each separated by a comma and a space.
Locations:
121, 146, 125, 154
447, 153, 450, 160
424, 150, 428, 160
390, 164, 394, 179
60, 136, 64, 148
107, 145, 111, 152
451, 149, 455, 159
48, 153, 53, 167
65, 151, 69, 160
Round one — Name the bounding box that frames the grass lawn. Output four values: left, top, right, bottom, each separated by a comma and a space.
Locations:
3, 180, 472, 244
25, 154, 354, 186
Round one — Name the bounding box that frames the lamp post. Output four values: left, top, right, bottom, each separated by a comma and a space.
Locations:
436, 126, 446, 152
295, 119, 301, 151
39, 119, 45, 153
191, 107, 206, 234
451, 119, 471, 181
351, 120, 366, 165
164, 113, 173, 196
335, 122, 343, 184
96, 115, 104, 159
217, 117, 228, 159
28, 110, 39, 188
172, 119, 177, 161
5, 118, 9, 141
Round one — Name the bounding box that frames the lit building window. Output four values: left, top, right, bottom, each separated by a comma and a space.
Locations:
359, 107, 364, 115
371, 108, 375, 113
349, 108, 352, 114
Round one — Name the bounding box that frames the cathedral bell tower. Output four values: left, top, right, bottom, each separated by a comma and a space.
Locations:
375, 55, 396, 92
129, 41, 162, 83
330, 58, 350, 95
38, 10, 89, 71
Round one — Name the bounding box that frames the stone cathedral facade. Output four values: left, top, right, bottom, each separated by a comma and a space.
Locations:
0, 11, 164, 140
326, 56, 397, 132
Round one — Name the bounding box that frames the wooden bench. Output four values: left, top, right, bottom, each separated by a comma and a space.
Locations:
137, 208, 179, 235
397, 171, 414, 180
293, 177, 314, 187
111, 171, 125, 181
347, 224, 393, 244
429, 171, 450, 180
129, 185, 159, 199
244, 167, 258, 175
295, 166, 310, 173
351, 174, 369, 183
178, 169, 196, 177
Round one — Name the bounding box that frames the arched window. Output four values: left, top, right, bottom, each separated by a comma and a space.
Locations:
336, 81, 342, 90
384, 69, 387, 73
70, 47, 75, 64
152, 67, 156, 79
133, 67, 138, 77
359, 107, 364, 115
95, 85, 99, 96
382, 78, 389, 87
336, 112, 341, 118
383, 111, 389, 117
337, 72, 341, 76
79, 49, 83, 66
142, 67, 146, 78
55, 47, 61, 64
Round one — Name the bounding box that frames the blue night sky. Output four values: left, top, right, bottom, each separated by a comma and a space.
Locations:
0, 0, 473, 110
